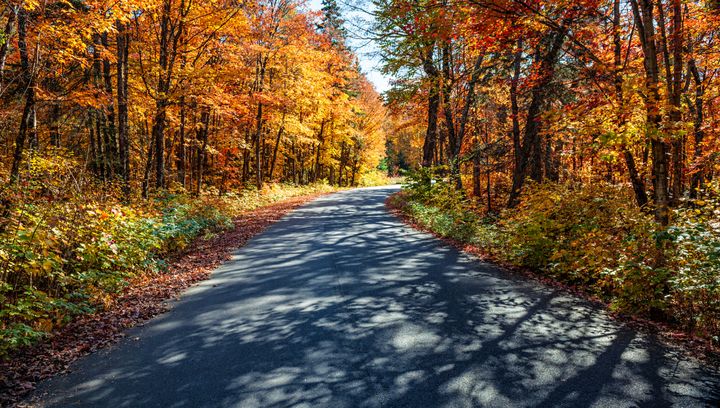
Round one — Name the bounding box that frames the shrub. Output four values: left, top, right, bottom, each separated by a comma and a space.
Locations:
396, 171, 720, 338
667, 184, 720, 338
0, 174, 333, 357
498, 183, 662, 313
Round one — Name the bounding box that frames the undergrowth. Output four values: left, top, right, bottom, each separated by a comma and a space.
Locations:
391, 168, 720, 344
0, 154, 335, 357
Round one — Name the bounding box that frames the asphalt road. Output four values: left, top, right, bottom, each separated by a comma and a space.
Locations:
35, 186, 720, 407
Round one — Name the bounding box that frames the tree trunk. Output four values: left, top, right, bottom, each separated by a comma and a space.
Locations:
441, 45, 457, 168
614, 0, 648, 208
0, 6, 17, 93
254, 102, 264, 189
314, 121, 326, 182
142, 130, 154, 199
508, 27, 567, 208
669, 0, 684, 203
269, 114, 285, 181
510, 41, 522, 175
9, 7, 35, 184
152, 0, 179, 190
101, 32, 118, 176
116, 20, 130, 198
195, 108, 210, 195
688, 59, 704, 197
421, 46, 439, 167
630, 0, 670, 225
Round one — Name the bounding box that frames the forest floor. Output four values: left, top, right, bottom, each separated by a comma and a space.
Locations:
0, 191, 330, 407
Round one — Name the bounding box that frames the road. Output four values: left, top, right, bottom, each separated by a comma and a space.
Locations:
35, 186, 719, 407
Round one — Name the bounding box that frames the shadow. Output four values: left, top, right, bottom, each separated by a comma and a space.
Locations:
34, 186, 720, 408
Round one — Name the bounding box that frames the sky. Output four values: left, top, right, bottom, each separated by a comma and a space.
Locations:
307, 0, 391, 94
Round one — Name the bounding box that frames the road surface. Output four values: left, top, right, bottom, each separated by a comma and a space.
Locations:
35, 186, 720, 407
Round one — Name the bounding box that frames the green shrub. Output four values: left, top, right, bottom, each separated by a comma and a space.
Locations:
498, 183, 662, 313
396, 172, 720, 338
0, 178, 333, 358
667, 185, 720, 337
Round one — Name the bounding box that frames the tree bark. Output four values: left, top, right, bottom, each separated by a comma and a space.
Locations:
9, 7, 35, 184
669, 0, 684, 203
0, 6, 17, 93
614, 0, 648, 208
630, 0, 670, 225
688, 59, 704, 197
421, 46, 440, 167
100, 32, 118, 176
508, 27, 567, 208
116, 20, 130, 197
269, 113, 286, 181
510, 41, 522, 174
195, 108, 210, 195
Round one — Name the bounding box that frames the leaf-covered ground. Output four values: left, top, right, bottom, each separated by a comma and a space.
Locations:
0, 192, 328, 407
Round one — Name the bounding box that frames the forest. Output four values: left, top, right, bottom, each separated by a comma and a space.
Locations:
0, 0, 387, 357
2, 0, 720, 376
378, 0, 720, 343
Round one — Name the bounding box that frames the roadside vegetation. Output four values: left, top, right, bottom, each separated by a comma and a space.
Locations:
371, 0, 720, 349
0, 156, 338, 357
390, 170, 720, 345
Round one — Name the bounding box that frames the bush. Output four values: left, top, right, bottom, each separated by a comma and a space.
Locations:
0, 171, 333, 357
395, 171, 720, 339
358, 170, 404, 187
667, 185, 720, 338
498, 183, 665, 313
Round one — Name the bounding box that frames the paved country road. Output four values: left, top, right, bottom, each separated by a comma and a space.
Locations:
34, 186, 720, 407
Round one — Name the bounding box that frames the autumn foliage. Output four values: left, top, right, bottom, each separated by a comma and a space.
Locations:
0, 0, 387, 357
378, 0, 720, 342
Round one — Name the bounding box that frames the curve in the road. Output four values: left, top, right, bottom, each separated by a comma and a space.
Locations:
34, 186, 720, 407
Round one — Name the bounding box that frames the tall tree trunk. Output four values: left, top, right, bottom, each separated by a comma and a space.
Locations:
88, 116, 98, 175
508, 27, 567, 208
443, 45, 485, 190
253, 54, 268, 189
441, 44, 457, 167
630, 0, 670, 225
142, 129, 154, 199
0, 6, 17, 93
510, 41, 522, 174
152, 0, 182, 190
116, 20, 130, 197
688, 59, 704, 197
9, 7, 35, 184
195, 108, 210, 195
421, 46, 439, 167
254, 102, 264, 189
269, 113, 286, 181
152, 101, 167, 188
101, 32, 118, 176
314, 121, 326, 182
614, 0, 648, 208
177, 96, 186, 188
669, 0, 684, 203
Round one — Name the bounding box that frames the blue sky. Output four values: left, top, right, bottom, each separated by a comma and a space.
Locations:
307, 0, 391, 94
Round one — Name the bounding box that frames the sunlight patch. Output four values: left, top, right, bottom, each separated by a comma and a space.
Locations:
390, 323, 441, 351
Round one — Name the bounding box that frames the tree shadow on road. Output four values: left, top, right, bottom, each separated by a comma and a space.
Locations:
36, 187, 720, 408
